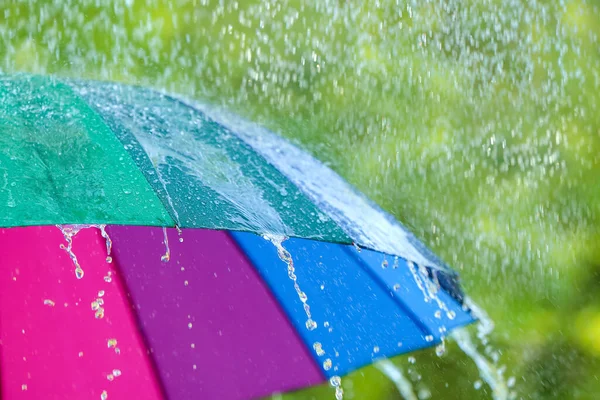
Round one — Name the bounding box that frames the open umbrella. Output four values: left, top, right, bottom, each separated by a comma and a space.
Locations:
0, 74, 474, 400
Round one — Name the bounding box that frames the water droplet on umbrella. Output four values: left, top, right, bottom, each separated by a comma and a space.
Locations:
381, 260, 388, 269
43, 299, 55, 306
98, 290, 105, 297
393, 284, 400, 291
112, 369, 121, 377
188, 322, 193, 329
107, 339, 117, 348
306, 319, 317, 330
425, 335, 434, 342
21, 384, 27, 391
313, 342, 325, 356
373, 346, 380, 354
408, 357, 416, 364
474, 380, 483, 390
106, 374, 114, 381
323, 359, 333, 370
101, 390, 108, 400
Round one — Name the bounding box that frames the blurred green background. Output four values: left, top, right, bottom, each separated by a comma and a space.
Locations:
1, 0, 599, 398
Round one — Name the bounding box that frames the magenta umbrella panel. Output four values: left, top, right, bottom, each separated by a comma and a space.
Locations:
0, 224, 472, 400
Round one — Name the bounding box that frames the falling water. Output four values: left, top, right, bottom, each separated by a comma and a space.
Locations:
57, 225, 115, 278
99, 225, 113, 263
264, 234, 317, 331
452, 328, 511, 400
375, 360, 418, 400
406, 259, 512, 398
265, 234, 344, 399
57, 225, 86, 279
161, 227, 171, 262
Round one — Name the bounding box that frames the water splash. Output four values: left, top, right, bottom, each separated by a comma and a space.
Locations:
375, 360, 418, 400
264, 234, 316, 331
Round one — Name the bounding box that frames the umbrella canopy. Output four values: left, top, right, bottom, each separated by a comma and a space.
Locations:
0, 74, 474, 400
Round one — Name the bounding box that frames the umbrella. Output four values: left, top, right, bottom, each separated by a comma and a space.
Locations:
0, 73, 474, 400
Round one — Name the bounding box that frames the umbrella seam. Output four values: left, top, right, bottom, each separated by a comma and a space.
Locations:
61, 77, 178, 229
225, 230, 329, 385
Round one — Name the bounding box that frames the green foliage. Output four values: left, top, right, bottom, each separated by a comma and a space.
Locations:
1, 0, 599, 398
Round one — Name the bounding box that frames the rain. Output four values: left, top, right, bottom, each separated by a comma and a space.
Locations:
1, 0, 599, 399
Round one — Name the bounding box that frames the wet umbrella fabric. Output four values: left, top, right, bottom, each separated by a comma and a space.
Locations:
0, 74, 474, 400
